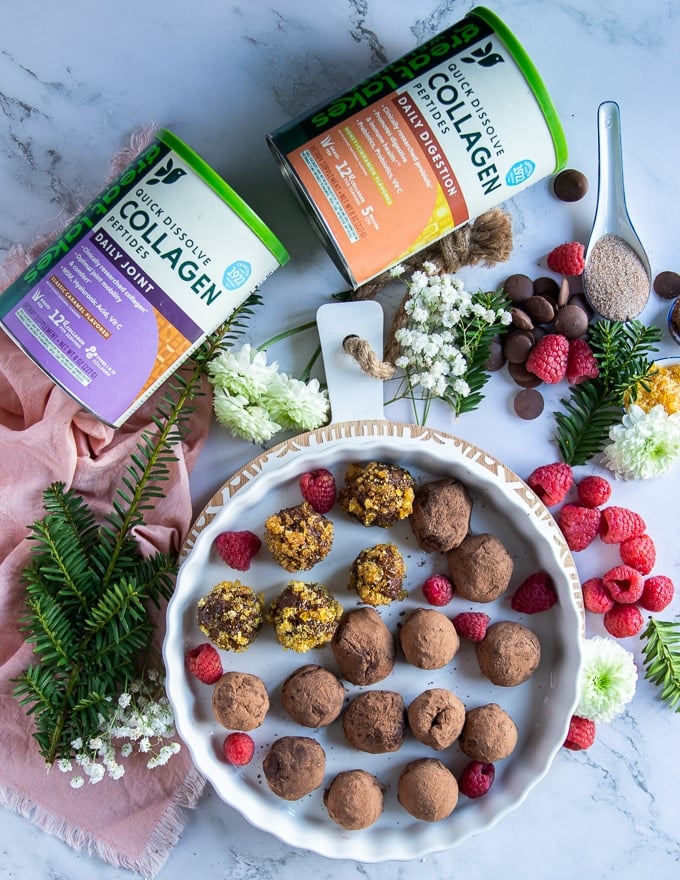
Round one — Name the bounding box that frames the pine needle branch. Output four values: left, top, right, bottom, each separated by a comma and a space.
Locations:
641, 618, 680, 711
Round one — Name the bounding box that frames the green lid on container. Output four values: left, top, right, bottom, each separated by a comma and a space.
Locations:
157, 129, 289, 265
472, 6, 569, 171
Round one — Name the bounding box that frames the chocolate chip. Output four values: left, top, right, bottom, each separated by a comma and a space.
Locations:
653, 270, 680, 300
553, 168, 589, 202
503, 330, 534, 364
507, 360, 542, 388
668, 298, 680, 344
524, 295, 555, 324
510, 307, 534, 331
557, 277, 571, 307
566, 293, 594, 320
503, 274, 534, 303
533, 276, 560, 299
554, 303, 589, 338
484, 337, 506, 371
513, 388, 545, 419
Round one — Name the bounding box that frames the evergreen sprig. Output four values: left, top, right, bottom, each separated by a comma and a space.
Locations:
641, 618, 680, 712
12, 293, 262, 766
554, 319, 661, 465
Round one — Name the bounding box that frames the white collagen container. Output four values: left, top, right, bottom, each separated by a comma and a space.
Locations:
0, 130, 289, 426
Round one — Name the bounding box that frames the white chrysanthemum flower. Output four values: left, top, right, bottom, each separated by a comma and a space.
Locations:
212, 388, 280, 444
262, 374, 329, 431
207, 344, 279, 398
576, 636, 638, 722
602, 404, 680, 480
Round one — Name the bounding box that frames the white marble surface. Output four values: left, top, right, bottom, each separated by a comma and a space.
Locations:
2, 1, 680, 878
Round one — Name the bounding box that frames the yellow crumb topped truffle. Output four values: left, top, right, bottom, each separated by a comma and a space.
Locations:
267, 581, 343, 652
197, 580, 265, 651
349, 543, 407, 605
264, 502, 334, 572
339, 460, 415, 527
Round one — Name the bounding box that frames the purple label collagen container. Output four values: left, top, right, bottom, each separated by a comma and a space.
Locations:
0, 130, 289, 426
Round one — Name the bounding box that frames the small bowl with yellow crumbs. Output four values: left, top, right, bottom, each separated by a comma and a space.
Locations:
630, 357, 680, 415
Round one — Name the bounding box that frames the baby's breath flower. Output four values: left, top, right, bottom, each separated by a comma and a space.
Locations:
602, 404, 680, 480
70, 776, 85, 789
576, 636, 638, 722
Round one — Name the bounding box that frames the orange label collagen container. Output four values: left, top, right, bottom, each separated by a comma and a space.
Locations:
0, 130, 288, 426
267, 6, 567, 288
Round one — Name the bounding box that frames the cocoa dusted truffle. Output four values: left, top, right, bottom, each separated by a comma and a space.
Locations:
407, 688, 466, 750
447, 532, 514, 603
459, 703, 518, 762
476, 620, 541, 686
342, 690, 406, 753
348, 542, 406, 606
331, 606, 396, 685
399, 608, 459, 670
324, 769, 385, 830
264, 502, 333, 572
267, 581, 343, 652
339, 460, 415, 527
281, 664, 345, 727
262, 736, 326, 801
397, 758, 459, 821
409, 478, 473, 552
212, 671, 269, 731
197, 580, 264, 651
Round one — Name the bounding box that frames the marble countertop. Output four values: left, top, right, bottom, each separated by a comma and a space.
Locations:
1, 1, 679, 878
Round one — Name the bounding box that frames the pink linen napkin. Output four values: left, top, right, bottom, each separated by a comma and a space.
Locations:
0, 130, 210, 878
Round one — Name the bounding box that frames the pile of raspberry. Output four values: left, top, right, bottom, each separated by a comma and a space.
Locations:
526, 462, 675, 640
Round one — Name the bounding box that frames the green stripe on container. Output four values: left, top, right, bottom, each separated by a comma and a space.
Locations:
157, 129, 289, 265
473, 6, 568, 172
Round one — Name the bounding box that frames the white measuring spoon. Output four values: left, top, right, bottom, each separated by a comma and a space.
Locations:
582, 101, 651, 319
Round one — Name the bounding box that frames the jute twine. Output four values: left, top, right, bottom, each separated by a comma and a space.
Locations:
343, 207, 513, 378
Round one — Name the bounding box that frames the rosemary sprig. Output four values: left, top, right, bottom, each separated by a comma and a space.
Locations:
12, 292, 262, 766
641, 618, 680, 712
554, 319, 660, 465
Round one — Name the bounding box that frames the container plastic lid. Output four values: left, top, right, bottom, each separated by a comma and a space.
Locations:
157, 129, 289, 265
473, 6, 569, 172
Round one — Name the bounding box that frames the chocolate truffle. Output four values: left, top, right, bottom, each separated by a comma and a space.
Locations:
262, 736, 326, 801
212, 671, 269, 731
348, 542, 406, 606
407, 688, 466, 750
409, 478, 473, 553
397, 758, 459, 822
264, 502, 333, 572
281, 664, 345, 727
476, 620, 541, 686
553, 168, 589, 202
399, 608, 459, 670
197, 580, 264, 651
447, 533, 514, 603
324, 769, 385, 830
459, 703, 518, 762
267, 581, 342, 652
342, 690, 406, 754
331, 606, 396, 685
339, 460, 415, 527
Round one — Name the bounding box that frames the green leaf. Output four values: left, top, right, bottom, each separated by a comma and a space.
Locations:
641, 618, 680, 711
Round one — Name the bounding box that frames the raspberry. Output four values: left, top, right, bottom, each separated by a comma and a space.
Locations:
458, 760, 495, 798
526, 461, 574, 507
299, 468, 336, 513
576, 475, 611, 508
557, 503, 601, 552
546, 241, 586, 275
422, 574, 454, 606
581, 577, 614, 614
452, 611, 490, 642
215, 530, 262, 571
511, 571, 558, 614
563, 715, 596, 750
603, 602, 644, 638
598, 506, 646, 544
639, 575, 674, 612
566, 338, 599, 385
602, 564, 645, 604
185, 643, 223, 684
526, 334, 570, 384
619, 533, 656, 574
223, 732, 255, 766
